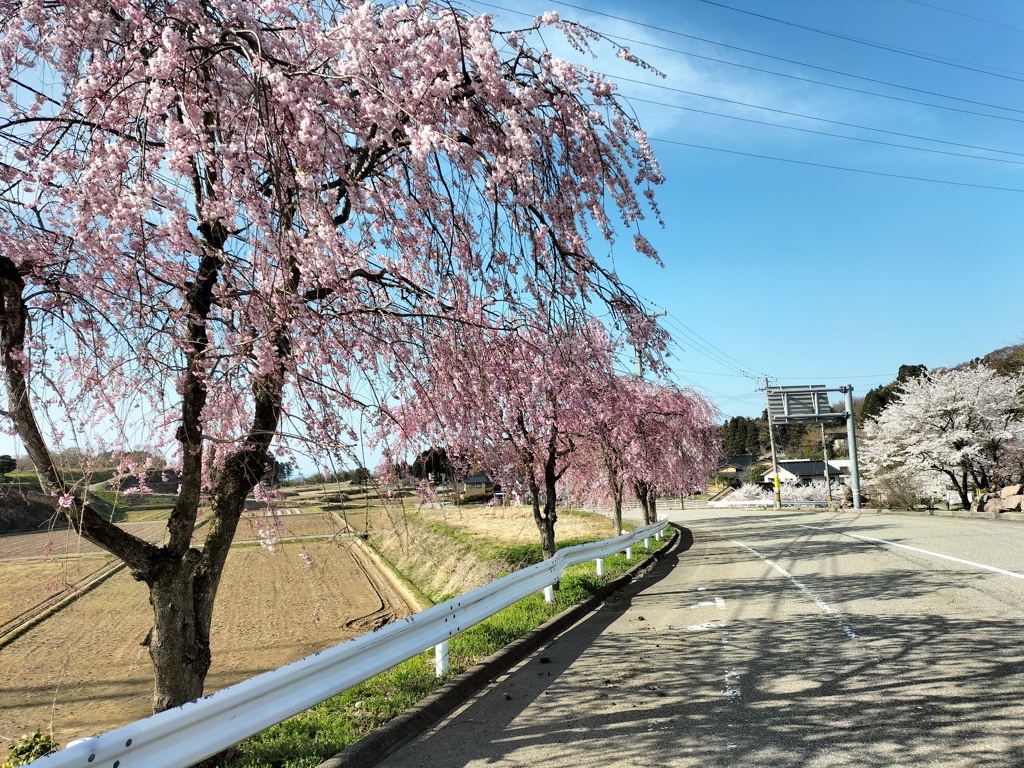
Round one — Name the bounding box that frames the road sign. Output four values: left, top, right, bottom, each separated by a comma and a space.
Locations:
766, 385, 837, 424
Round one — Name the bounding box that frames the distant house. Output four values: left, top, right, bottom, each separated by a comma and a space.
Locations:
715, 454, 770, 487
762, 460, 844, 486
826, 459, 851, 477
461, 473, 494, 495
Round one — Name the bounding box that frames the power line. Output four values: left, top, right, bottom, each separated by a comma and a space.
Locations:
593, 25, 1024, 119
478, 1, 1024, 120
649, 136, 1024, 194
612, 75, 1024, 159
663, 311, 766, 379
476, 0, 1024, 165
689, 0, 1024, 84
900, 0, 1024, 34
660, 325, 757, 380
651, 311, 764, 383
638, 75, 1024, 127
628, 96, 1024, 167
775, 374, 897, 381
639, 47, 1024, 121
673, 368, 759, 378
484, 0, 1024, 78
653, 308, 770, 382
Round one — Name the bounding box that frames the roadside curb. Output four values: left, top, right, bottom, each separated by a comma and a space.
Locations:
856, 508, 1024, 524
317, 526, 685, 768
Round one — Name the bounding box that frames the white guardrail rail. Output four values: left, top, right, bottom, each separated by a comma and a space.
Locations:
35, 519, 670, 768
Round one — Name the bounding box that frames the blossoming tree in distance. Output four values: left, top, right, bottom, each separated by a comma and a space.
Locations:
380, 321, 614, 560
567, 376, 721, 531
0, 1, 664, 709
379, 320, 721, 556
862, 366, 1024, 508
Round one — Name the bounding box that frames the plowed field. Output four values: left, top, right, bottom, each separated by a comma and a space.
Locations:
0, 515, 410, 747
0, 521, 170, 560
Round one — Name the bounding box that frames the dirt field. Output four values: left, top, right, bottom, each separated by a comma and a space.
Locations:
233, 510, 348, 542
0, 557, 116, 635
415, 503, 618, 545
0, 529, 410, 747
0, 522, 170, 560
0, 501, 615, 749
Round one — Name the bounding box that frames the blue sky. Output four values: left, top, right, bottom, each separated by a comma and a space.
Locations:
3, 0, 1022, 463
465, 0, 1024, 418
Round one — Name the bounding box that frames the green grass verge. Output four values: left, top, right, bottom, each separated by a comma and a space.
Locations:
222, 527, 672, 768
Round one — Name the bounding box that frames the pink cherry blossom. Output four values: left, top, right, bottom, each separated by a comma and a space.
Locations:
0, 0, 666, 709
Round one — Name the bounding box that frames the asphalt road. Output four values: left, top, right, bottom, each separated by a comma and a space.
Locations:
378, 508, 1024, 768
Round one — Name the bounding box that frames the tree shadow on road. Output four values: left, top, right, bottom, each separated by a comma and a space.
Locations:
381, 526, 1024, 768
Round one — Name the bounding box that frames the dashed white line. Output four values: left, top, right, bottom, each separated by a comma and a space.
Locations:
685, 622, 725, 632
691, 597, 727, 609
731, 539, 860, 640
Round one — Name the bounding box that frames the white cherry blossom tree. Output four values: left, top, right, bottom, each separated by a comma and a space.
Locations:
861, 366, 1024, 508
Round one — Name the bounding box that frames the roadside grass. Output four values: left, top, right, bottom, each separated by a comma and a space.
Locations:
224, 527, 672, 768
423, 509, 633, 577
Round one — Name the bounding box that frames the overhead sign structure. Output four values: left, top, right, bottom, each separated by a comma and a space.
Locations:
764, 383, 862, 510
766, 385, 837, 425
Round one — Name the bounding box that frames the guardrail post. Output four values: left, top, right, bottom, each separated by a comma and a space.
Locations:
595, 558, 604, 577
543, 584, 555, 604
625, 545, 632, 560
644, 537, 650, 550
435, 641, 449, 677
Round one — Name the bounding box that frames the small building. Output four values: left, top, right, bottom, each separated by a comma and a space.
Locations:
715, 454, 770, 488
762, 460, 843, 486
461, 473, 494, 495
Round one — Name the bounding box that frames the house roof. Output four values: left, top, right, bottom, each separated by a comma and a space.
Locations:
764, 460, 837, 478
723, 454, 761, 470
464, 473, 491, 484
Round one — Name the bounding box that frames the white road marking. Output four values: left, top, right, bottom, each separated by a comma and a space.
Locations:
685, 622, 724, 632
724, 670, 742, 699
732, 540, 860, 640
691, 598, 727, 609
798, 525, 1024, 581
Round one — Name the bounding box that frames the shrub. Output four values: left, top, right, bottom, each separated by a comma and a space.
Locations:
457, 492, 494, 505
3, 731, 57, 768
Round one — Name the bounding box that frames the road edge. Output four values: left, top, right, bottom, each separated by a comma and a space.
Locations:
317, 526, 687, 768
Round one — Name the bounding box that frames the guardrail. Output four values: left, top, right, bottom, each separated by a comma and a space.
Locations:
707, 499, 830, 508
570, 499, 687, 522
35, 519, 669, 768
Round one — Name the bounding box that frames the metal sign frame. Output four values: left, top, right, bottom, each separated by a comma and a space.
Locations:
766, 385, 843, 425
763, 383, 861, 510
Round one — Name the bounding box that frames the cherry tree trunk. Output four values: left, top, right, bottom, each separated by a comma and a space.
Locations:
646, 488, 658, 526
542, 444, 562, 561
940, 468, 971, 509
529, 477, 558, 561
633, 479, 653, 526
147, 561, 211, 710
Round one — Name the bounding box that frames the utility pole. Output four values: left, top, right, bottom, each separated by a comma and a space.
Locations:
765, 377, 781, 509
821, 423, 833, 505
840, 385, 862, 509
